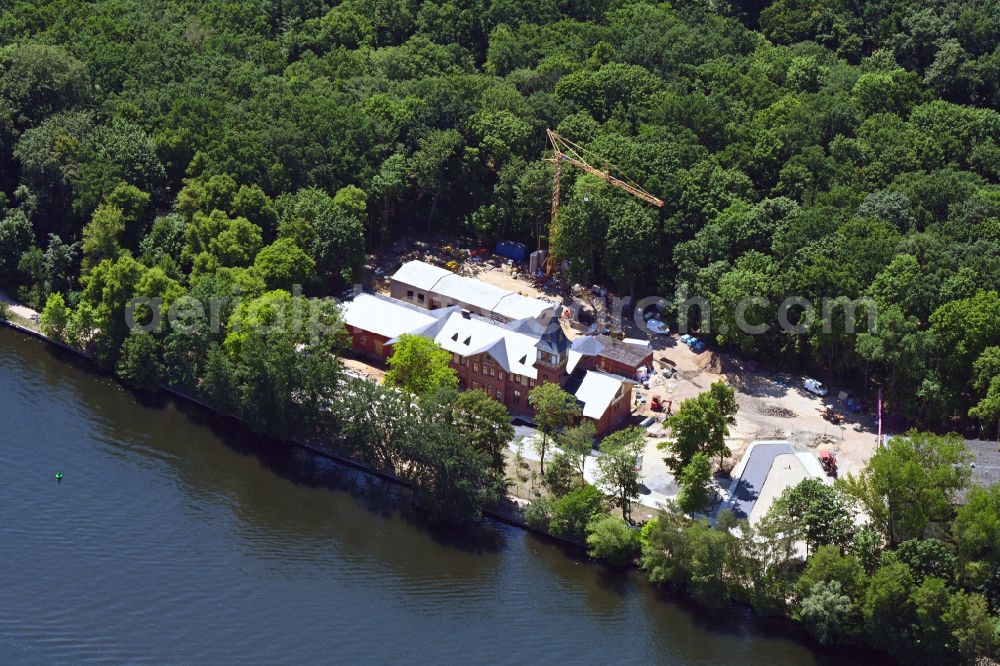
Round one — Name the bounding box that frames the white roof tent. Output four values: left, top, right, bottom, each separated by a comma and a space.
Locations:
391, 260, 553, 321
343, 293, 455, 340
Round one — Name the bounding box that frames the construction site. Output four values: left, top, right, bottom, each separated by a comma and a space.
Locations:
346, 127, 882, 522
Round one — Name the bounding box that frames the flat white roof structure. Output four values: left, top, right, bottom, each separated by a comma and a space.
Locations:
342, 293, 453, 340
574, 370, 627, 420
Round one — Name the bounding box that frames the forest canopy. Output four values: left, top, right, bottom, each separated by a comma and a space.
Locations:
1, 0, 999, 432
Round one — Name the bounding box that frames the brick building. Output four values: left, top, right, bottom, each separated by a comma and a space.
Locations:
568, 335, 653, 379
344, 292, 635, 436
389, 260, 556, 323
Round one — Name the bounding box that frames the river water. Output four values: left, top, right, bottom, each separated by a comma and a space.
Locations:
0, 328, 871, 664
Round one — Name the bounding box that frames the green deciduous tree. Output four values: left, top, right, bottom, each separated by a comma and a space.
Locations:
0, 211, 35, 287
799, 580, 854, 646
448, 388, 514, 477
952, 484, 1000, 608
596, 426, 643, 522
883, 538, 957, 583
116, 332, 163, 391
384, 334, 457, 397
81, 204, 125, 272
661, 381, 737, 472
253, 238, 316, 291
528, 382, 581, 475
558, 421, 596, 476
840, 430, 970, 545
586, 514, 640, 566
549, 484, 606, 542
676, 452, 713, 515
39, 292, 70, 342
769, 478, 857, 556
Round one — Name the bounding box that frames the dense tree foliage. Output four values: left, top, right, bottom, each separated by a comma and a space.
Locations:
0, 0, 995, 430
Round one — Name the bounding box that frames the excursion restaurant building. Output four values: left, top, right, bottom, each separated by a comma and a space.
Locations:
343, 261, 649, 436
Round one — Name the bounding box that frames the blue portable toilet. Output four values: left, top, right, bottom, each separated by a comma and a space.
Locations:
496, 240, 528, 262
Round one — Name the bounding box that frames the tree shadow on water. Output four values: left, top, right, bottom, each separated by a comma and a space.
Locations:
166, 397, 508, 554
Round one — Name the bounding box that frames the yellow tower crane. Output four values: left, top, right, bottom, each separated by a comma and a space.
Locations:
542, 129, 664, 271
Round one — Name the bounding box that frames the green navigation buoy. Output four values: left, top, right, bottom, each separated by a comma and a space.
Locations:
55, 471, 63, 482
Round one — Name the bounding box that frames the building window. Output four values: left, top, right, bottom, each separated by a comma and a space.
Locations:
529, 378, 536, 388
513, 389, 521, 404
417, 293, 425, 303
495, 389, 502, 401
498, 372, 505, 381
459, 356, 467, 366
359, 335, 368, 345
473, 363, 479, 373
489, 367, 495, 377
407, 290, 414, 300
472, 381, 479, 390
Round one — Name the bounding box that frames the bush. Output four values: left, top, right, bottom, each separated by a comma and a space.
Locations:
586, 514, 640, 566
543, 451, 579, 497
549, 484, 606, 542
39, 292, 70, 342
524, 496, 554, 532
116, 332, 164, 391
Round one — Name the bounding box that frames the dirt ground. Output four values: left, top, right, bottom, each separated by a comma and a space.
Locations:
632, 337, 878, 479
342, 357, 387, 383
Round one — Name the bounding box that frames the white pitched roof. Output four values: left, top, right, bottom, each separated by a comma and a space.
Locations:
391, 260, 553, 320
431, 311, 539, 379
343, 293, 448, 340
574, 370, 626, 420
432, 273, 510, 311
493, 292, 555, 321
391, 260, 452, 290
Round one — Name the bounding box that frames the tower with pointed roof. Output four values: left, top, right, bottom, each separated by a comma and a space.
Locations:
533, 319, 570, 387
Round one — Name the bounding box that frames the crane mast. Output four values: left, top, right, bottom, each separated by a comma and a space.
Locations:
542, 129, 663, 260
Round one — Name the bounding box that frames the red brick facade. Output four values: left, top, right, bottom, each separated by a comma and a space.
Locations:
346, 325, 392, 360
345, 311, 633, 436
450, 352, 536, 415
594, 353, 652, 378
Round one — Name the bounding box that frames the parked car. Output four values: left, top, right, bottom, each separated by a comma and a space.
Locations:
646, 319, 669, 335
803, 378, 829, 396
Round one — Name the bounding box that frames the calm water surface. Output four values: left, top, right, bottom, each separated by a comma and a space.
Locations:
0, 328, 871, 664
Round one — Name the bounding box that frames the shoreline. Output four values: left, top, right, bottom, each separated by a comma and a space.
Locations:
0, 315, 558, 537
0, 318, 895, 663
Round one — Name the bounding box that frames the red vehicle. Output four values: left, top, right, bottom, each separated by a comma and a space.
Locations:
818, 450, 838, 477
